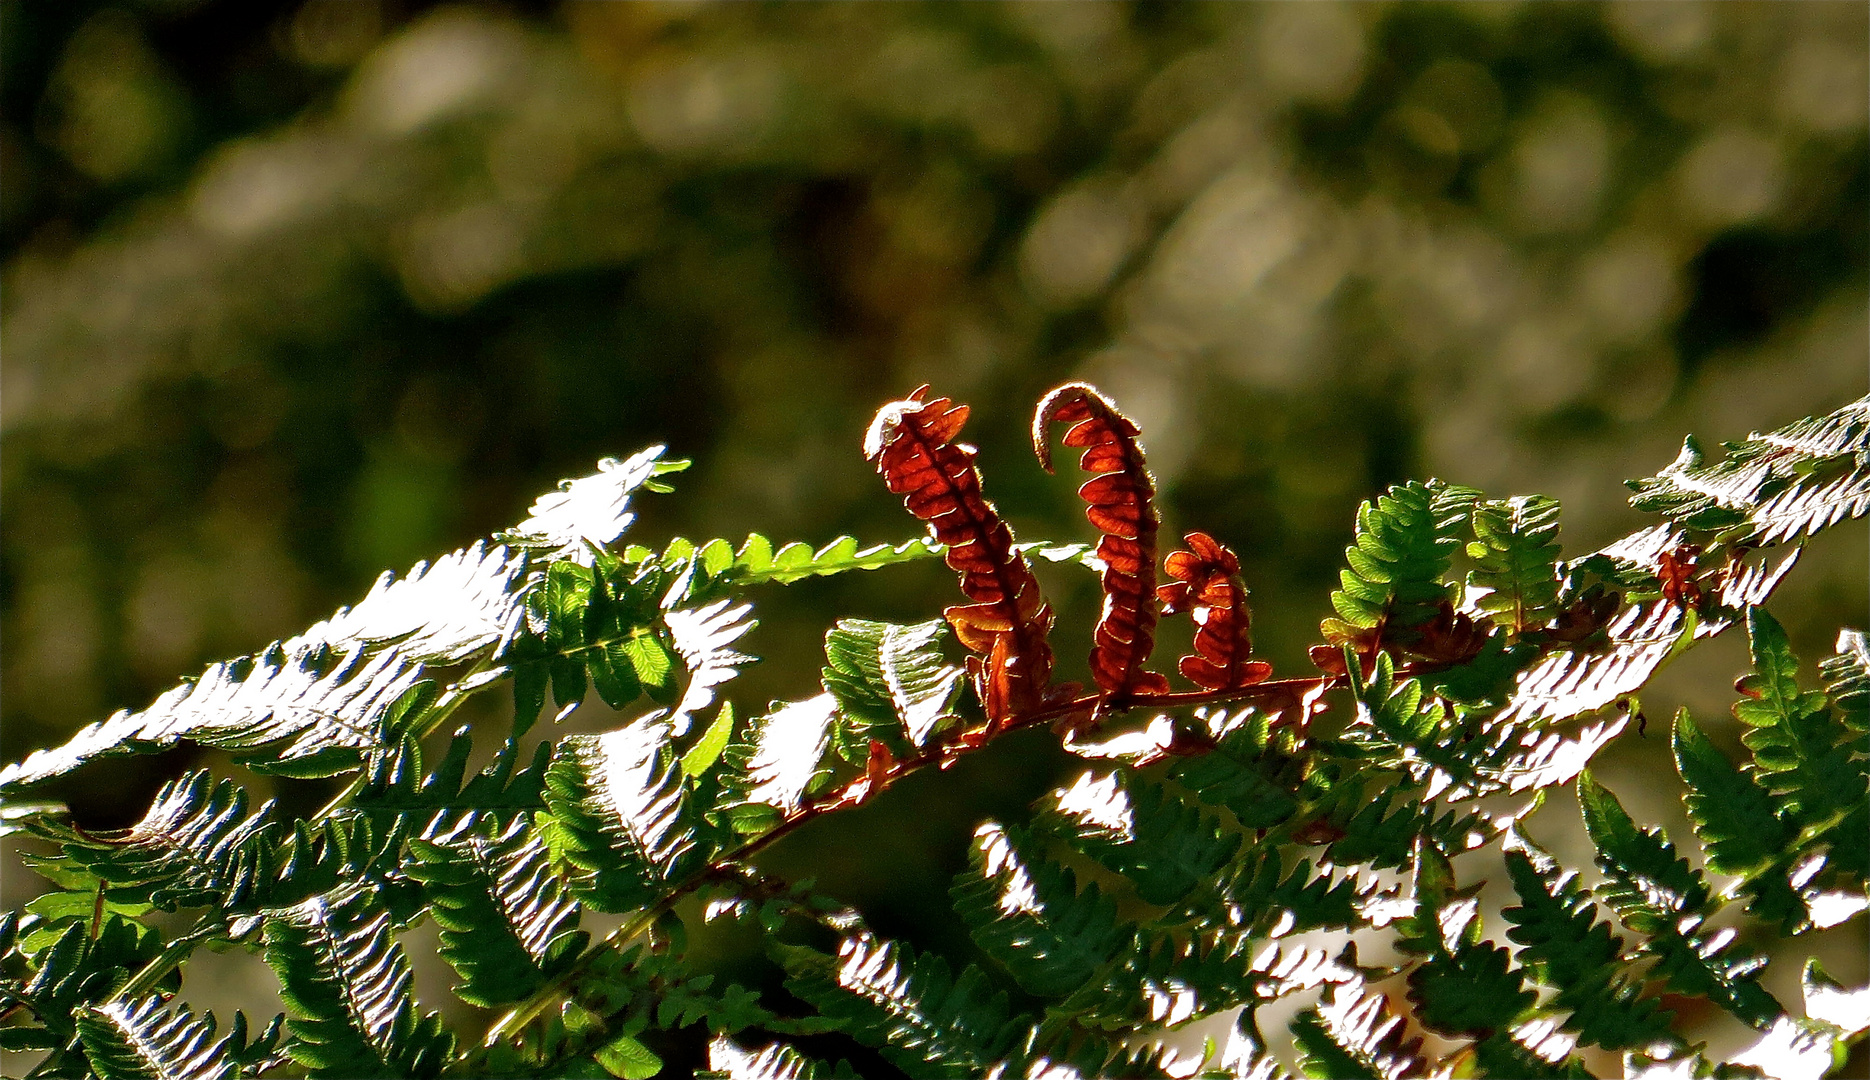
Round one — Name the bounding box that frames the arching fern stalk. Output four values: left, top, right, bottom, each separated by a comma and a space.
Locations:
1, 392, 1866, 1078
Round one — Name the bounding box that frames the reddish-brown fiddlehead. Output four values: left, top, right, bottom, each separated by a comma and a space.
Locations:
1034, 383, 1171, 704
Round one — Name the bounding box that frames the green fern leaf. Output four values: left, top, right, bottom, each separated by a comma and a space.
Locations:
950, 822, 1129, 999
1672, 709, 1807, 931
1626, 396, 1870, 544
1465, 495, 1564, 635
1038, 769, 1241, 909
262, 887, 455, 1078
821, 618, 965, 752
2, 914, 166, 1056
775, 934, 1020, 1078
406, 819, 586, 1008
1733, 609, 1862, 834
1500, 836, 1676, 1052
1399, 842, 1536, 1037
352, 730, 553, 834
1226, 852, 1384, 938
74, 996, 248, 1080
1292, 981, 1427, 1080
1578, 772, 1782, 1028
1323, 480, 1466, 644
1170, 711, 1305, 831
537, 717, 710, 912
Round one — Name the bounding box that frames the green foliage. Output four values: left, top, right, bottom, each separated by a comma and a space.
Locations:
262, 888, 455, 1078
3, 397, 1867, 1077
1466, 495, 1565, 636
1323, 480, 1468, 646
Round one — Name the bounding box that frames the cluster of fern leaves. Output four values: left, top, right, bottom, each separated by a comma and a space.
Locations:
2, 389, 1866, 1079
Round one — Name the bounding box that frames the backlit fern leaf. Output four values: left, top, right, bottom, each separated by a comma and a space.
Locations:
951, 822, 1129, 1000
1578, 772, 1782, 1029
1465, 495, 1564, 636
1626, 396, 1870, 543
503, 446, 687, 563
405, 818, 586, 1008
1291, 981, 1428, 1080
75, 995, 283, 1080
820, 618, 965, 752
0, 644, 426, 792
262, 887, 454, 1078
1733, 609, 1862, 839
704, 1035, 846, 1080
2, 914, 165, 1059
351, 729, 553, 835
1397, 842, 1536, 1043
537, 716, 710, 912
1037, 770, 1241, 909
1673, 709, 1807, 931
775, 934, 1020, 1079
1500, 831, 1677, 1052
31, 773, 404, 921
1322, 480, 1466, 647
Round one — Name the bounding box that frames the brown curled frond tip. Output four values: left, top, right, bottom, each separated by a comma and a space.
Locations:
1034, 383, 1169, 699
867, 387, 1054, 723
1158, 532, 1272, 691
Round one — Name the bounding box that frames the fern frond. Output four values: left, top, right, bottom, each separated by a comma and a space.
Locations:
299, 541, 532, 664
820, 618, 965, 752
951, 822, 1128, 999
718, 694, 839, 820
1733, 609, 1862, 834
1626, 396, 1870, 544
775, 934, 1019, 1078
537, 716, 710, 912
1578, 772, 1782, 1028
351, 730, 553, 835
1398, 842, 1536, 1039
1322, 480, 1466, 646
75, 995, 278, 1080
1821, 628, 1869, 734
2, 914, 165, 1056
705, 1034, 845, 1080
1037, 770, 1240, 909
504, 446, 686, 562
1291, 981, 1428, 1080
663, 600, 758, 736
1498, 525, 1801, 725
1170, 710, 1305, 831
406, 818, 585, 1008
263, 887, 454, 1078
1673, 709, 1808, 931
1465, 495, 1564, 636
0, 644, 425, 792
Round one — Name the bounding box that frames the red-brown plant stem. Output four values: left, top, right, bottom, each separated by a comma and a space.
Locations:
1034, 383, 1171, 706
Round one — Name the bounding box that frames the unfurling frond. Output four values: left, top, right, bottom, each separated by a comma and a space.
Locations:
1159, 533, 1272, 691
866, 387, 1054, 724
263, 887, 455, 1078
1034, 383, 1170, 699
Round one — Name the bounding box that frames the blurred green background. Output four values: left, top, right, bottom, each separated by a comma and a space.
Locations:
2, 0, 1865, 1067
